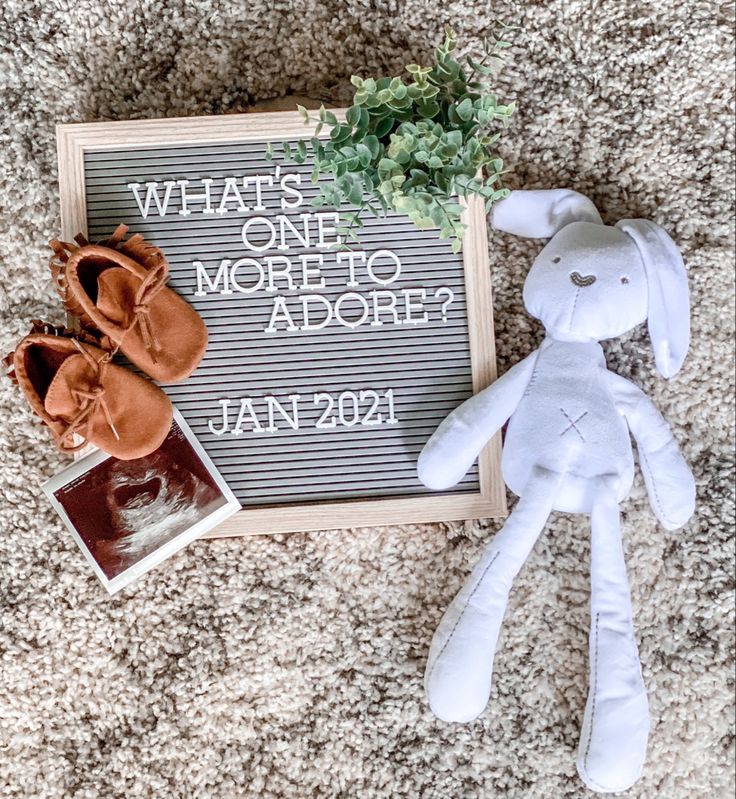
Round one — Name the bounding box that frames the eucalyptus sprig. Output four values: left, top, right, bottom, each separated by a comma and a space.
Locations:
266, 25, 516, 252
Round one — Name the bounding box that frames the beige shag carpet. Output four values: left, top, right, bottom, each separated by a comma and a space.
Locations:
0, 1, 734, 797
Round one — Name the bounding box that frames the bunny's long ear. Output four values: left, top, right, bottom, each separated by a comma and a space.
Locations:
617, 219, 690, 378
491, 189, 602, 238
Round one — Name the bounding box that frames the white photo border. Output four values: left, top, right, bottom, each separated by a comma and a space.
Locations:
42, 408, 241, 594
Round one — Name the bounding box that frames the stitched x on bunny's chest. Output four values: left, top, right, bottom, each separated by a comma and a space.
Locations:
501, 340, 634, 499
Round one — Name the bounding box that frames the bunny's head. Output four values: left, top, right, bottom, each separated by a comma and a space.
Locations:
492, 189, 691, 377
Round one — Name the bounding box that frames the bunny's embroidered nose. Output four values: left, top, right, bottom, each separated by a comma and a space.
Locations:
570, 272, 597, 287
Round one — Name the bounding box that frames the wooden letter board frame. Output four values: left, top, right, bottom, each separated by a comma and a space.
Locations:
56, 111, 506, 536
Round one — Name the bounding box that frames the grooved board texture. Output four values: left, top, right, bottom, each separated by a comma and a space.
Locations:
84, 143, 479, 506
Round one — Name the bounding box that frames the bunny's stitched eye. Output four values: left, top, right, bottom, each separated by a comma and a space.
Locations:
620, 276, 629, 284
552, 256, 561, 264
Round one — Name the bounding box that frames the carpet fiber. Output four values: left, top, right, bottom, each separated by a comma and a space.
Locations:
0, 2, 734, 797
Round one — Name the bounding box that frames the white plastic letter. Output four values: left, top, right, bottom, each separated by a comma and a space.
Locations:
299, 253, 326, 290
266, 256, 296, 292
402, 287, 429, 325
218, 177, 249, 215
280, 173, 304, 209
194, 259, 232, 296
278, 213, 313, 251
265, 394, 301, 432
370, 290, 400, 326
334, 292, 369, 329
336, 250, 366, 288
208, 399, 230, 436
233, 398, 264, 435
264, 296, 298, 333
177, 178, 214, 216
242, 216, 277, 252
230, 258, 265, 294
301, 294, 333, 331
316, 212, 342, 248
243, 174, 273, 211
127, 181, 176, 219
367, 249, 402, 285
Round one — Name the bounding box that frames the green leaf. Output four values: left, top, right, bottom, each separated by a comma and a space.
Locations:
456, 97, 474, 121
330, 123, 352, 143
467, 56, 494, 76
355, 142, 373, 167
417, 100, 440, 118
393, 147, 411, 165
346, 105, 361, 126
374, 116, 394, 137
347, 178, 363, 206
434, 172, 449, 193
350, 75, 364, 87
445, 129, 463, 148
282, 141, 292, 160
363, 134, 380, 159
378, 157, 400, 175
265, 141, 274, 160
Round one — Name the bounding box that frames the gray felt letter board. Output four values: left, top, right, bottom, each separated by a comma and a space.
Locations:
59, 112, 504, 534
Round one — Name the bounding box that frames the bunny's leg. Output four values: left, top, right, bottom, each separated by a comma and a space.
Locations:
425, 466, 560, 723
577, 477, 649, 794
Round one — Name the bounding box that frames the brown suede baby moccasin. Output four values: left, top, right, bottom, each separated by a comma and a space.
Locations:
49, 225, 208, 383
6, 322, 173, 460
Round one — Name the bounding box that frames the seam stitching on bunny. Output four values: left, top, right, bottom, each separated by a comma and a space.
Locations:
559, 409, 588, 441
427, 551, 501, 683
639, 449, 676, 527
523, 366, 539, 397
567, 286, 581, 331
579, 762, 611, 794
582, 611, 601, 776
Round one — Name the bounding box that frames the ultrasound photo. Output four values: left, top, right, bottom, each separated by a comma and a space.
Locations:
44, 410, 240, 593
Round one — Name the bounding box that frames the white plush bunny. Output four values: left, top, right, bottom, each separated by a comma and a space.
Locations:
417, 189, 696, 794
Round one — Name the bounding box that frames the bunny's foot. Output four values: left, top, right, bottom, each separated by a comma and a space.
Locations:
577, 479, 649, 793
425, 466, 560, 722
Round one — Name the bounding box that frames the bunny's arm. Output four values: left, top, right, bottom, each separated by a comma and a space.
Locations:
607, 372, 695, 530
418, 351, 539, 490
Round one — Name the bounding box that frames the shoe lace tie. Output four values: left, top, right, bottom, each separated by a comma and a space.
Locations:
119, 259, 169, 364
57, 339, 120, 453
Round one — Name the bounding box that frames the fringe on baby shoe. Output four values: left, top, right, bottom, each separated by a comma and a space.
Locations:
48, 224, 167, 333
